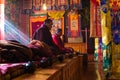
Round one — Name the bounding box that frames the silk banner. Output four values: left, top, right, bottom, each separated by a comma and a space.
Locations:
101, 10, 112, 71
101, 11, 111, 46
90, 0, 102, 37
67, 11, 81, 37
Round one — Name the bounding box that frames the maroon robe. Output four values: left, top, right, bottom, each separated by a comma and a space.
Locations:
32, 25, 60, 55
33, 25, 55, 47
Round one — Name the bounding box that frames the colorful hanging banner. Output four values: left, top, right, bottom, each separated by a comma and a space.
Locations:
101, 11, 111, 46
90, 0, 102, 37
101, 1, 112, 71
70, 15, 78, 31
67, 10, 81, 37
109, 0, 120, 74
94, 38, 99, 61
91, 0, 100, 6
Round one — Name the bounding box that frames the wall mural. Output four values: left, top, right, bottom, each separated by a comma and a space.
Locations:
5, 0, 19, 25
4, 0, 20, 41
33, 0, 68, 11
33, 0, 81, 11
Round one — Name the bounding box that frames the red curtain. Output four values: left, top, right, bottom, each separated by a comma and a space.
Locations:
32, 21, 44, 37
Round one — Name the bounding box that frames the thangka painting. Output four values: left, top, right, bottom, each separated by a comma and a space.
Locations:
67, 10, 83, 43
67, 10, 81, 37
94, 38, 103, 62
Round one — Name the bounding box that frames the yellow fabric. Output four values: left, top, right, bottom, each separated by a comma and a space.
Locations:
112, 43, 120, 73
30, 17, 46, 22
101, 11, 112, 45
48, 11, 65, 20
70, 14, 78, 20
97, 0, 100, 5
109, 0, 120, 8
95, 38, 99, 49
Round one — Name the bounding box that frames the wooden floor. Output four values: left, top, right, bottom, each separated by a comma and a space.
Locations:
80, 62, 105, 80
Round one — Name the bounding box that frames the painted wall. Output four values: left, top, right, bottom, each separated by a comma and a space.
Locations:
4, 0, 30, 44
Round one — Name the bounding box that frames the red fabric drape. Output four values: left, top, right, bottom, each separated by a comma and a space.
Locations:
90, 0, 101, 37
91, 0, 99, 6
32, 21, 44, 37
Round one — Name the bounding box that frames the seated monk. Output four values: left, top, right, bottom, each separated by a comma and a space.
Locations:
32, 19, 61, 55
52, 28, 74, 54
